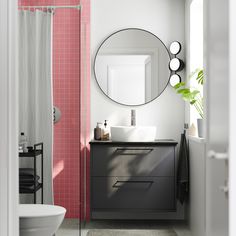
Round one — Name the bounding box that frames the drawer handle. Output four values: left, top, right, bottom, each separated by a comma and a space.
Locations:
115, 148, 153, 155
112, 180, 154, 188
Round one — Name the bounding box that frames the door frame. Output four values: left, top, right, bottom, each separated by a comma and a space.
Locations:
229, 0, 236, 235
0, 0, 19, 235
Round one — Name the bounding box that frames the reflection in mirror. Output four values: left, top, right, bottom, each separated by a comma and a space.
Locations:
94, 28, 171, 106
96, 54, 152, 105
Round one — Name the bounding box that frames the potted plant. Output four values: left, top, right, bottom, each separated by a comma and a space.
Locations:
173, 69, 204, 137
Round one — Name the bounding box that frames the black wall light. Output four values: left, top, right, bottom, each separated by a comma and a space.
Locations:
169, 74, 182, 87
169, 41, 184, 87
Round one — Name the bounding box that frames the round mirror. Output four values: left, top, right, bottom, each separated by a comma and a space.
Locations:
169, 41, 181, 55
94, 28, 171, 106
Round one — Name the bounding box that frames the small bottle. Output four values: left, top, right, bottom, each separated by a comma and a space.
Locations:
102, 120, 110, 141
19, 132, 28, 152
94, 123, 102, 140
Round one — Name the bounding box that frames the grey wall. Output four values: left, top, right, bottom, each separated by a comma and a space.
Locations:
91, 0, 185, 142
189, 138, 206, 236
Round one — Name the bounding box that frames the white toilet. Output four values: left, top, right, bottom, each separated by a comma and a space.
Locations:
19, 204, 66, 236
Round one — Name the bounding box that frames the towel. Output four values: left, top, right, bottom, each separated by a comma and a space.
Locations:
19, 168, 35, 177
177, 131, 189, 204
20, 175, 40, 186
20, 182, 40, 191
19, 168, 40, 188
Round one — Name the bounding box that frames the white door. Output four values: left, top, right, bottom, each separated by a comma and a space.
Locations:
205, 0, 229, 235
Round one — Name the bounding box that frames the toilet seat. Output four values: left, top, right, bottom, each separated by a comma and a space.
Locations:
20, 204, 66, 218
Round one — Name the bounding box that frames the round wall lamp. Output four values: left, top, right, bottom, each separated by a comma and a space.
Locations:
170, 41, 181, 55
169, 41, 184, 87
169, 74, 181, 87
169, 58, 185, 72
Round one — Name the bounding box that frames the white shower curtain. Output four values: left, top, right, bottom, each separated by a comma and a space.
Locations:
19, 10, 53, 204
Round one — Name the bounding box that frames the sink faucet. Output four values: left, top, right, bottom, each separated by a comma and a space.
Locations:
131, 109, 136, 126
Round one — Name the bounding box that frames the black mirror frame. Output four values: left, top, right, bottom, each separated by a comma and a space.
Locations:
93, 28, 171, 107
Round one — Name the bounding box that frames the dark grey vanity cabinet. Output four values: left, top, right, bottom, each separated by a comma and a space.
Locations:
90, 140, 178, 219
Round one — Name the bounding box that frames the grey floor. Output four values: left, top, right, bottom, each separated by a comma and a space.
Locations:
56, 219, 191, 236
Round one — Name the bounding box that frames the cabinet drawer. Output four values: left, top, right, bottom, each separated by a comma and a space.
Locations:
91, 146, 175, 177
91, 177, 175, 211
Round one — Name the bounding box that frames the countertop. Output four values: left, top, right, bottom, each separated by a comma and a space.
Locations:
89, 139, 178, 146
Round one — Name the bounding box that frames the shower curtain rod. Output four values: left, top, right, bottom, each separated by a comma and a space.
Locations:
18, 5, 81, 10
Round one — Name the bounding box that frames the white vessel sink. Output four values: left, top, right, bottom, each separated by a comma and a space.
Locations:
111, 126, 156, 142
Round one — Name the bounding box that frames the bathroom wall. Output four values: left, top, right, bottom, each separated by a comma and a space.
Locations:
53, 2, 80, 219
185, 1, 206, 235
18, 0, 90, 218
90, 0, 186, 218
189, 138, 206, 236
91, 0, 185, 141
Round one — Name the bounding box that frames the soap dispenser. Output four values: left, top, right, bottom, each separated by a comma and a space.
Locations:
94, 122, 102, 140
19, 132, 28, 152
102, 120, 110, 141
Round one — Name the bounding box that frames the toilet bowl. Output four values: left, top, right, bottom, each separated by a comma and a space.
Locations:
19, 204, 66, 236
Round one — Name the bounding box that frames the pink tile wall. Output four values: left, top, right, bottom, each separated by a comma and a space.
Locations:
53, 6, 81, 219
18, 0, 90, 219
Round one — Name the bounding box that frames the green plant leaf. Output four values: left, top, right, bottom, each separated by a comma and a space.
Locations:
196, 69, 204, 85
182, 97, 190, 102
198, 70, 203, 77
177, 88, 190, 94
189, 68, 201, 79
173, 68, 204, 118
190, 99, 197, 105
191, 90, 200, 96
174, 82, 185, 89
182, 93, 193, 100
